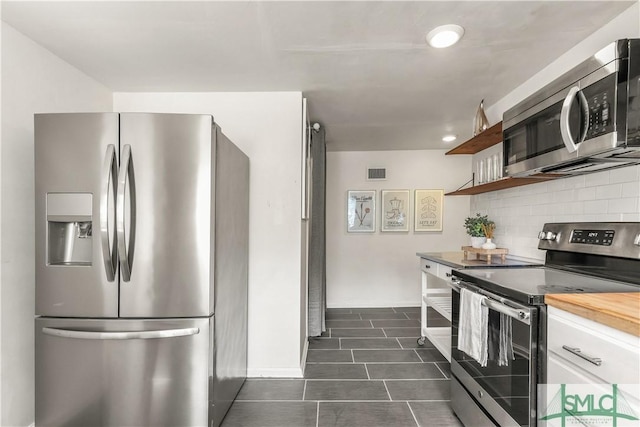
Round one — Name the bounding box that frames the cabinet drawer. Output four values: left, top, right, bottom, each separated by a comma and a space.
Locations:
421, 259, 438, 274
547, 307, 639, 385
547, 352, 640, 416
437, 265, 454, 281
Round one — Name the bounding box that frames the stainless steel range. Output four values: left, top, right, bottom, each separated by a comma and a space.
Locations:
449, 222, 640, 427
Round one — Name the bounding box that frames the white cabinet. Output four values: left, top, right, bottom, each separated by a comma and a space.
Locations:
419, 258, 453, 361
546, 306, 640, 415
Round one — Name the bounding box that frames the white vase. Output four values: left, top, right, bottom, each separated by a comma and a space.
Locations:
482, 238, 497, 250
470, 236, 486, 248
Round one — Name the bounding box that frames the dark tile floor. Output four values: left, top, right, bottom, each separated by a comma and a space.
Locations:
221, 307, 463, 427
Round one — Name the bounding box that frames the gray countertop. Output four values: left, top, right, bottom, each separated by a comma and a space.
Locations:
416, 251, 542, 269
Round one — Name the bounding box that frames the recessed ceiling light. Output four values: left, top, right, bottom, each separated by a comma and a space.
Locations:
442, 135, 457, 143
426, 24, 465, 48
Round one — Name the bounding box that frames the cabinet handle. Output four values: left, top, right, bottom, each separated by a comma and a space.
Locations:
446, 272, 452, 278
562, 345, 602, 366
424, 264, 430, 269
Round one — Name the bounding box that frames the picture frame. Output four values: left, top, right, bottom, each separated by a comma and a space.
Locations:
414, 189, 444, 232
381, 190, 410, 232
346, 190, 376, 233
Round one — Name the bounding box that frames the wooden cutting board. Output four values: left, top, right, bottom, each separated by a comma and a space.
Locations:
545, 293, 640, 337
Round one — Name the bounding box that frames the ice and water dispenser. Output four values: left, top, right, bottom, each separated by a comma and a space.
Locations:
47, 193, 93, 266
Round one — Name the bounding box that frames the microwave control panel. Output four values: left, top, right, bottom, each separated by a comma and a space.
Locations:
570, 229, 615, 246
584, 74, 616, 139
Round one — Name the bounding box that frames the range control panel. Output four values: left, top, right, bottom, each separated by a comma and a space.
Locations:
539, 222, 640, 260
570, 229, 615, 246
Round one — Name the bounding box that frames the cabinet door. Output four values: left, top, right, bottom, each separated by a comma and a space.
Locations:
547, 307, 639, 384
546, 307, 640, 421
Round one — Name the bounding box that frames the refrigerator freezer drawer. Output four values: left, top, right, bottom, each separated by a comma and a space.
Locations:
35, 317, 213, 427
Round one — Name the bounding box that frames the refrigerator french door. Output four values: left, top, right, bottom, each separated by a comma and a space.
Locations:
34, 113, 249, 427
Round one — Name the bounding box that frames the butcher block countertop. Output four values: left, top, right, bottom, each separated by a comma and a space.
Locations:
546, 293, 640, 337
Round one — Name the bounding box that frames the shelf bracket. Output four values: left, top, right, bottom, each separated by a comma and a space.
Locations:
453, 173, 475, 192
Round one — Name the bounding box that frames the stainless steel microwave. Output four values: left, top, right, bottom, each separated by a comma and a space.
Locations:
503, 39, 640, 177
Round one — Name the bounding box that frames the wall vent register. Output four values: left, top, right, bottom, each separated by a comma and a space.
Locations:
366, 167, 386, 180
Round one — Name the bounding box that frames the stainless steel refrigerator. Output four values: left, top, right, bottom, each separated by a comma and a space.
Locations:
34, 113, 249, 427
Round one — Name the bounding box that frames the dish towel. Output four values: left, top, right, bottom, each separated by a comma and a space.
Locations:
499, 313, 515, 366
487, 311, 515, 366
457, 288, 489, 367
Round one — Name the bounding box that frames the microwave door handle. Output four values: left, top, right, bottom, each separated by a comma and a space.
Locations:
116, 144, 136, 282
577, 89, 589, 145
560, 86, 580, 153
100, 144, 117, 282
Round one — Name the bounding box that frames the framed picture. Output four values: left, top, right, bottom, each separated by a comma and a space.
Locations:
347, 190, 376, 233
381, 190, 410, 232
414, 189, 444, 232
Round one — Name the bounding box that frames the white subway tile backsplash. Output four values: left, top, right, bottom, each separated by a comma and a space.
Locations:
622, 181, 640, 198
595, 183, 623, 200
609, 165, 639, 184
576, 187, 596, 201
547, 180, 564, 192
470, 169, 639, 258
519, 181, 549, 195
585, 171, 610, 187
568, 202, 584, 215
553, 214, 579, 222
601, 213, 625, 221
621, 212, 640, 221
608, 197, 639, 214
558, 175, 585, 190
584, 200, 608, 214
553, 189, 576, 203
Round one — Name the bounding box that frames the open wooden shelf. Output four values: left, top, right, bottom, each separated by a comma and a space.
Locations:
445, 175, 558, 196
442, 120, 560, 195
445, 122, 503, 155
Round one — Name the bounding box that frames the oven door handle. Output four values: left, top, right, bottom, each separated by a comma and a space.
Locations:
450, 277, 531, 325
482, 297, 530, 324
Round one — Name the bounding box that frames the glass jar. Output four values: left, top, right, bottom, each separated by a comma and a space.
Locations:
477, 160, 485, 184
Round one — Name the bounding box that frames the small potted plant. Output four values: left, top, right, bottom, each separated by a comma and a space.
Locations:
464, 213, 494, 248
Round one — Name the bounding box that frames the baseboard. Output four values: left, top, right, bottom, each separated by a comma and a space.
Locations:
327, 301, 420, 309
246, 366, 304, 378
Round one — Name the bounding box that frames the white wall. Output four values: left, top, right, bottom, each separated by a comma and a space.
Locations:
326, 150, 471, 308
474, 2, 640, 260
1, 23, 113, 427
113, 92, 305, 377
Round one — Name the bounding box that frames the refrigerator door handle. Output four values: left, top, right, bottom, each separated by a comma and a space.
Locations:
116, 144, 136, 281
42, 326, 200, 340
100, 144, 118, 281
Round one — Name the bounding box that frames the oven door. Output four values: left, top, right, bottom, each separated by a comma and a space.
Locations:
450, 279, 538, 427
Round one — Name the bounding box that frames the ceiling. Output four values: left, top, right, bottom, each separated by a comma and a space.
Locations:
2, 1, 636, 151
